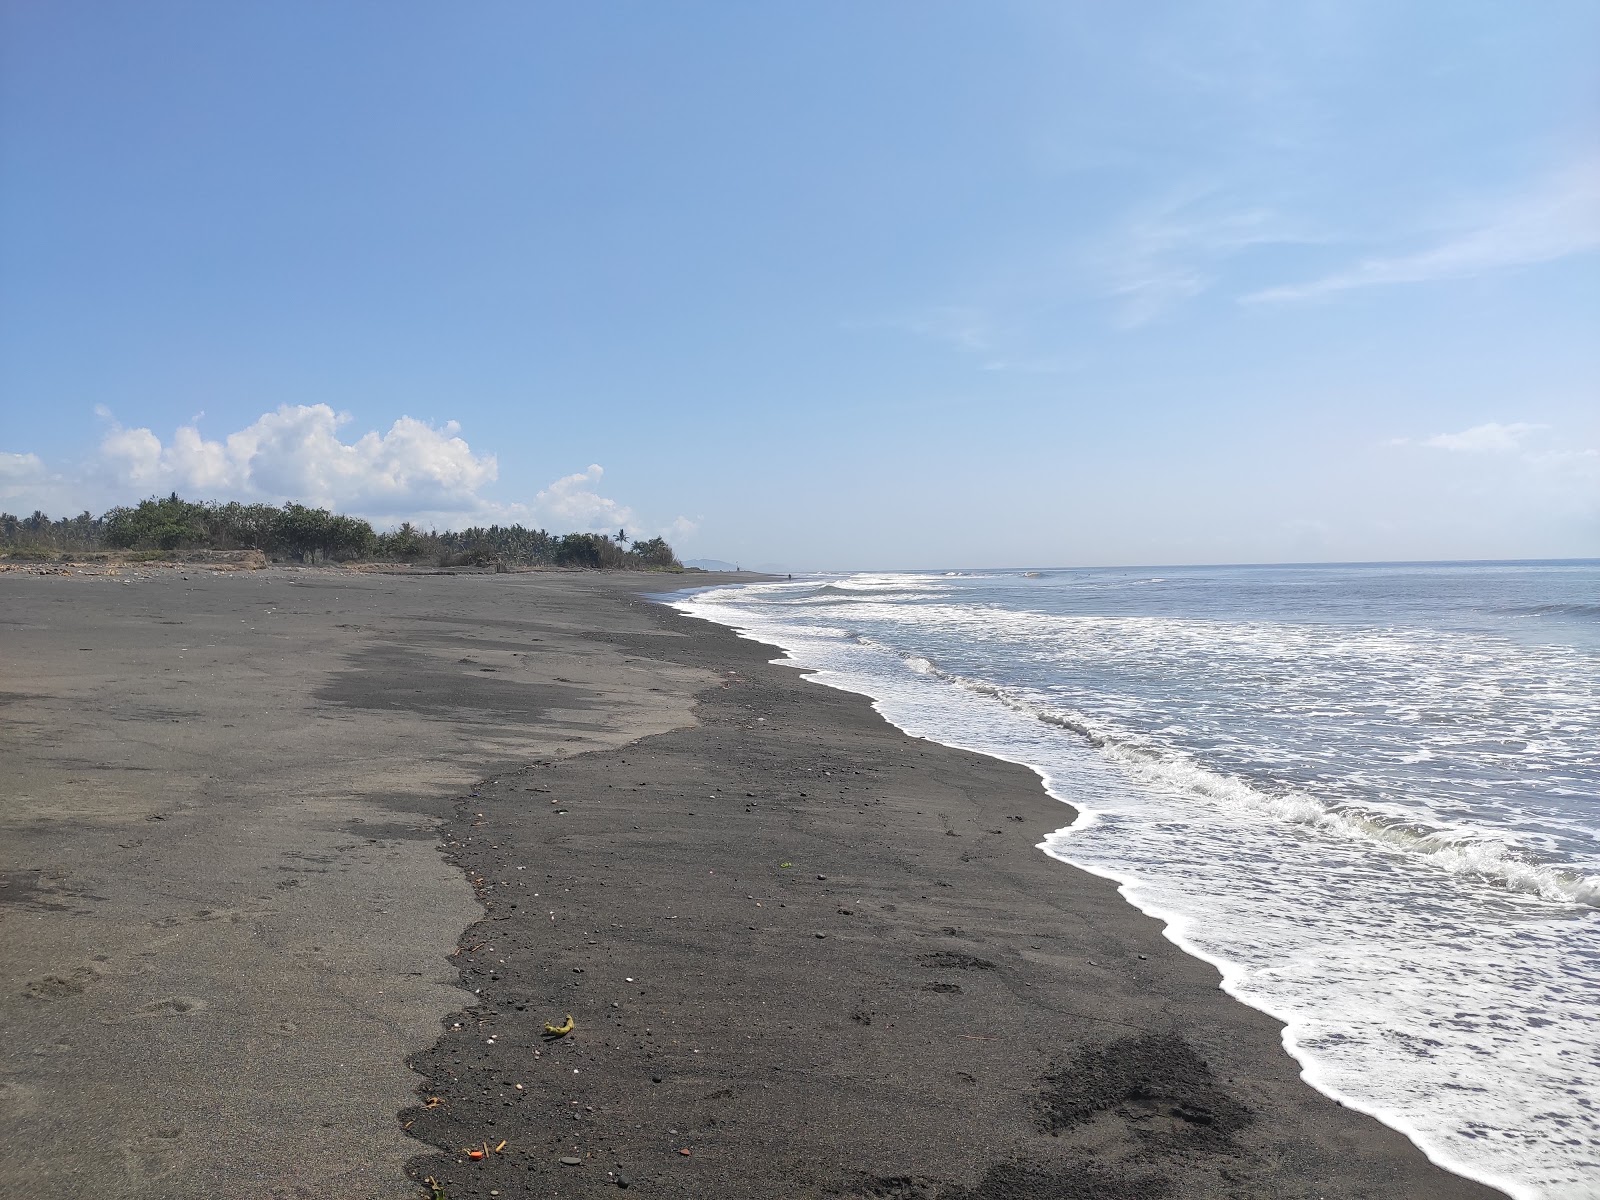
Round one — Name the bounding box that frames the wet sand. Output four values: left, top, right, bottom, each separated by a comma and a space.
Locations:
0, 568, 1503, 1198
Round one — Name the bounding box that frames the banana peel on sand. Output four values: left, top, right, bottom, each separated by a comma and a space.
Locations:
543, 1014, 575, 1039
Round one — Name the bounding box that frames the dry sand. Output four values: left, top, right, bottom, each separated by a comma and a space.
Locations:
0, 568, 1504, 1198
1, 566, 725, 1199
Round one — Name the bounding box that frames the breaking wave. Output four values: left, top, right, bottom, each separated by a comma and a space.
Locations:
670, 562, 1600, 1200
1500, 603, 1600, 620
865, 638, 1600, 909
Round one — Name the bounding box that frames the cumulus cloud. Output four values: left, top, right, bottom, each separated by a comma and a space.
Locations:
93, 404, 499, 516
0, 451, 80, 514
1422, 422, 1548, 453
523, 466, 703, 541
0, 451, 50, 500
2, 404, 698, 542
663, 515, 700, 541
531, 464, 636, 534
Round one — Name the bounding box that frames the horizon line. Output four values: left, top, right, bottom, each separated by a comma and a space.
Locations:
793, 556, 1600, 575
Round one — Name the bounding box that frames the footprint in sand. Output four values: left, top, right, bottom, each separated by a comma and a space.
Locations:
22, 961, 104, 1000
150, 905, 245, 928
136, 996, 207, 1017
24, 975, 86, 1000
120, 1125, 184, 1184
0, 1079, 38, 1115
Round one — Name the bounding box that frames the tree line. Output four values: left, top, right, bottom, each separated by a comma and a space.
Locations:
0, 494, 682, 569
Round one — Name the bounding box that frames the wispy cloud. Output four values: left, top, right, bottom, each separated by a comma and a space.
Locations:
1387, 421, 1551, 453
1422, 422, 1549, 453
1244, 162, 1600, 303
1104, 193, 1322, 326
1108, 262, 1208, 329
883, 306, 997, 353
873, 194, 1320, 350
979, 356, 1075, 375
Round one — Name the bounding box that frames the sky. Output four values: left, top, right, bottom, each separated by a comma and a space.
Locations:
2, 1, 1596, 570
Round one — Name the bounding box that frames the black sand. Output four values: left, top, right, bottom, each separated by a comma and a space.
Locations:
0, 566, 727, 1199
0, 566, 1504, 1198
399, 589, 1504, 1199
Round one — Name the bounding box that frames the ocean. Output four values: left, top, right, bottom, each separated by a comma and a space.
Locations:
669, 561, 1600, 1200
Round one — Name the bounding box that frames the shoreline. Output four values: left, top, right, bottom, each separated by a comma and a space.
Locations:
401, 582, 1503, 1198
668, 585, 1532, 1199
668, 576, 1593, 1200
0, 566, 1505, 1198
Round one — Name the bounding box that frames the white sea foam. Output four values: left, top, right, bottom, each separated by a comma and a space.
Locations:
671, 571, 1600, 1199
884, 648, 1600, 907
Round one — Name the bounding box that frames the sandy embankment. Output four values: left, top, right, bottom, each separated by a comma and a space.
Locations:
1, 568, 1503, 1199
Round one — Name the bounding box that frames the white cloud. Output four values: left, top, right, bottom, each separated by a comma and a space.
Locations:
0, 451, 48, 493
664, 515, 700, 541
1109, 263, 1208, 329
1245, 162, 1600, 303
531, 464, 637, 534
523, 467, 698, 542
3, 405, 698, 542
0, 451, 82, 515
1103, 194, 1323, 327
1422, 422, 1548, 453
1, 452, 51, 505
876, 197, 1317, 349
1383, 421, 1599, 530
90, 404, 498, 517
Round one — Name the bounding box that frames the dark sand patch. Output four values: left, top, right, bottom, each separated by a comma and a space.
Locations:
399, 595, 1502, 1199
319, 641, 597, 725
1037, 1032, 1253, 1150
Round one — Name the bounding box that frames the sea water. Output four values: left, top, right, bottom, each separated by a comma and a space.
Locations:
669, 562, 1600, 1199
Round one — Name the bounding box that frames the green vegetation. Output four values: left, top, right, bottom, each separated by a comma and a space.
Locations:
0, 494, 682, 570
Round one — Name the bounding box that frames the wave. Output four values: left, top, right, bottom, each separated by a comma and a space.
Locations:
670, 576, 1600, 1199
827, 573, 948, 591
1500, 603, 1600, 620
770, 582, 937, 605
863, 638, 1600, 909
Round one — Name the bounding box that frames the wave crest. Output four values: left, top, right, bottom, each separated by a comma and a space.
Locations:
870, 640, 1600, 909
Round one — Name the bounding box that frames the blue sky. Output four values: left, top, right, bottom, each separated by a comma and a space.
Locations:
2, 1, 1596, 569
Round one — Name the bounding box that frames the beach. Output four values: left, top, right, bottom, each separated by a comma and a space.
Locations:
0, 566, 1503, 1199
